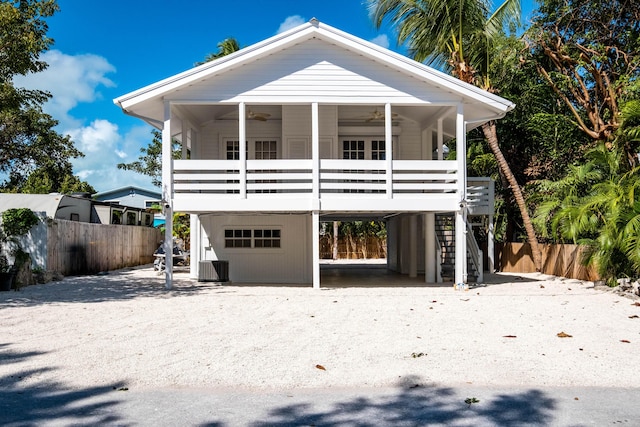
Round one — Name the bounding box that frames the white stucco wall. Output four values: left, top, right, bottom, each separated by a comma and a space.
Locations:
200, 214, 311, 284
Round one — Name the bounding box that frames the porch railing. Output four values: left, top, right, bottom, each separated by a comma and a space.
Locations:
173, 159, 464, 199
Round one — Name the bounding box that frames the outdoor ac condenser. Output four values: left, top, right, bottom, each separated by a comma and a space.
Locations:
198, 260, 229, 282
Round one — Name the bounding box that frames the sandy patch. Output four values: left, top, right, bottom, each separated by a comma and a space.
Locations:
1, 266, 639, 391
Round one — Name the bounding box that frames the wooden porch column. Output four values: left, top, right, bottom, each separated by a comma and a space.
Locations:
162, 101, 173, 290
455, 103, 467, 287
385, 102, 393, 198
239, 102, 247, 198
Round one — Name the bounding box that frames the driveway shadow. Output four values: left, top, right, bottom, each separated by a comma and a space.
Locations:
0, 344, 128, 426
0, 266, 221, 307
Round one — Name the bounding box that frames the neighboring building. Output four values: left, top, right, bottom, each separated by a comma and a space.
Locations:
94, 186, 163, 227
0, 193, 154, 228
114, 20, 511, 288
93, 186, 161, 210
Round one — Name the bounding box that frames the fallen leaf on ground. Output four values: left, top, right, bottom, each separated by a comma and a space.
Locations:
620, 340, 631, 343
315, 364, 326, 371
540, 285, 545, 288
411, 352, 426, 358
633, 302, 640, 306
503, 335, 517, 338
557, 332, 573, 338
629, 315, 639, 319
465, 397, 480, 407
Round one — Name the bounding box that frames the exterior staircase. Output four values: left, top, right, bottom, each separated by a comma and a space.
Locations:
434, 213, 483, 283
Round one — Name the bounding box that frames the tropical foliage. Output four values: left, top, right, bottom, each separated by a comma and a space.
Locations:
533, 100, 640, 283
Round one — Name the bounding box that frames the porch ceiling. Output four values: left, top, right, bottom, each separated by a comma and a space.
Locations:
177, 103, 459, 136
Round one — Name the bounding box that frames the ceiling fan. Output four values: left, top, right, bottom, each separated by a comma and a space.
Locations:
247, 109, 271, 121
364, 109, 399, 122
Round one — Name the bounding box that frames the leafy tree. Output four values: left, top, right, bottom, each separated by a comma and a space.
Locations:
368, 0, 544, 270
117, 129, 181, 187
0, 0, 84, 186
527, 0, 640, 167
2, 160, 95, 194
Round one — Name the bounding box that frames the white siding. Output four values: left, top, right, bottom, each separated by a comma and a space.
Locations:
397, 121, 422, 160
166, 39, 457, 104
283, 104, 336, 158
200, 214, 311, 284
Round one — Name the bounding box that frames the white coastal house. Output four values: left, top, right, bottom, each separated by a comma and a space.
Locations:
114, 19, 511, 289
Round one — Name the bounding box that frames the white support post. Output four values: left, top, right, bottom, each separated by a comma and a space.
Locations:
190, 214, 200, 279
488, 214, 495, 273
311, 102, 320, 202
437, 118, 444, 161
488, 179, 495, 273
239, 102, 247, 198
182, 125, 190, 159
423, 127, 433, 160
454, 103, 467, 288
162, 101, 173, 290
424, 213, 436, 282
385, 103, 393, 198
409, 215, 417, 278
312, 211, 320, 289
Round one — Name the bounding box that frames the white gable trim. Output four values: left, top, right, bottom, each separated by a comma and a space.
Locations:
114, 20, 514, 117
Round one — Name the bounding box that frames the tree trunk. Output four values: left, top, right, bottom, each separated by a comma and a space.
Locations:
481, 121, 542, 271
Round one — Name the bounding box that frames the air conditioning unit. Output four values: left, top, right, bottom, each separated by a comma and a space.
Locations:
198, 260, 229, 282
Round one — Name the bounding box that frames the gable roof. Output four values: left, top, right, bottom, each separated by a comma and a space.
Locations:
93, 186, 161, 200
114, 19, 514, 128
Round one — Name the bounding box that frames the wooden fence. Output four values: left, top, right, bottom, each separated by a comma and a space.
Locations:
47, 220, 162, 275
497, 242, 599, 281
319, 235, 387, 259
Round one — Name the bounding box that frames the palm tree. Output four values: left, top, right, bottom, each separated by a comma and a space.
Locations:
368, 0, 543, 271
196, 38, 241, 66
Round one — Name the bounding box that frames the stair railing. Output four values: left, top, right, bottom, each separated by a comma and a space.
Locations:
465, 219, 483, 283
434, 232, 442, 283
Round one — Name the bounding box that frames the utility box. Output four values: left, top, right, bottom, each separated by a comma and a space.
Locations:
198, 260, 229, 282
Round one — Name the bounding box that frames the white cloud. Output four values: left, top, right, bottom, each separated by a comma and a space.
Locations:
277, 15, 306, 34
66, 119, 118, 154
10, 49, 156, 192
370, 34, 390, 49
66, 121, 156, 192
13, 50, 115, 129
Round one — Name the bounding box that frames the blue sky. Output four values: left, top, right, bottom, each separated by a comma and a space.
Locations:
14, 0, 537, 193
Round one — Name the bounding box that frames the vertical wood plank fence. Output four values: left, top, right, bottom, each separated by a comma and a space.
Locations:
319, 236, 387, 259
47, 220, 162, 275
497, 242, 599, 281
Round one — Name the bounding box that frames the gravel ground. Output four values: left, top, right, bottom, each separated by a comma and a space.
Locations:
1, 266, 639, 392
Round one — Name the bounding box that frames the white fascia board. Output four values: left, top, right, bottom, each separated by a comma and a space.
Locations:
114, 19, 514, 119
